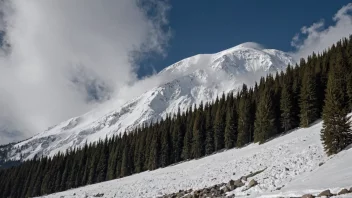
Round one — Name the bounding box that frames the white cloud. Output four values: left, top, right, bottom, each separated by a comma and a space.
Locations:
291, 3, 352, 60
0, 0, 170, 144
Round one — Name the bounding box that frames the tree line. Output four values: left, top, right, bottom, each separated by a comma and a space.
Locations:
1, 37, 352, 198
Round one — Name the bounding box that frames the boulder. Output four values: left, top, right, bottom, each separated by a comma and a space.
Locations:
301, 194, 314, 198
233, 179, 244, 187
317, 189, 333, 197
318, 162, 324, 166
248, 179, 258, 188
240, 176, 248, 181
176, 191, 185, 197
93, 193, 104, 197
226, 180, 236, 190
227, 195, 235, 198
338, 188, 349, 195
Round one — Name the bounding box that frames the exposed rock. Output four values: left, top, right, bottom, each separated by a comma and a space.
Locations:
338, 188, 349, 195
301, 194, 314, 198
177, 191, 185, 197
317, 189, 333, 197
233, 179, 244, 187
93, 193, 104, 197
240, 176, 247, 181
248, 179, 258, 188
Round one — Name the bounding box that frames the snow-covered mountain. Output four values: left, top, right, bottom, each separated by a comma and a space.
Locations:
3, 42, 295, 161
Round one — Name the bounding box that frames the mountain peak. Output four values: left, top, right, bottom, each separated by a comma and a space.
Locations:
233, 42, 265, 50
5, 45, 295, 161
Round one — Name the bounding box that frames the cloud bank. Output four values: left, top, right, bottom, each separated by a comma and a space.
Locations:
291, 3, 352, 60
0, 0, 170, 144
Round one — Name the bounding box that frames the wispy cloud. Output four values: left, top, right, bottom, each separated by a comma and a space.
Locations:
291, 3, 352, 60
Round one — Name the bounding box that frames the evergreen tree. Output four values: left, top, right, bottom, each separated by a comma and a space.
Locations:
224, 105, 237, 149
254, 87, 276, 143
236, 86, 252, 147
321, 51, 352, 155
205, 105, 214, 155
280, 78, 296, 131
300, 67, 319, 127
214, 105, 225, 150
160, 126, 171, 167
120, 144, 131, 177
192, 109, 205, 158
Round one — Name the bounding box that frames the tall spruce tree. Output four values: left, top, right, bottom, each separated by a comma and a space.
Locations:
321, 51, 352, 155
254, 87, 276, 144
205, 105, 214, 155
192, 109, 205, 158
214, 104, 225, 150
299, 68, 319, 127
280, 78, 295, 132
224, 105, 237, 149
236, 85, 252, 147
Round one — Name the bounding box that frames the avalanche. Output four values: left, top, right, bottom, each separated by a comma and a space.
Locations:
37, 119, 352, 198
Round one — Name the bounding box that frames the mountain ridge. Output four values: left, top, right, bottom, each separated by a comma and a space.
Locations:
1, 42, 295, 162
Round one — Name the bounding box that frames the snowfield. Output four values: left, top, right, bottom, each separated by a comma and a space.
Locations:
38, 119, 352, 198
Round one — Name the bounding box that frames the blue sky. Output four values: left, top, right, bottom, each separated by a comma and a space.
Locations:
0, 1, 351, 144
138, 0, 351, 77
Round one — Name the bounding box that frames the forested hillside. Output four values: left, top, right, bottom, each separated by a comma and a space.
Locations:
1, 37, 352, 198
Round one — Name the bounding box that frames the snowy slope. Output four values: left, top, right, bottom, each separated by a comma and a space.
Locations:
37, 120, 352, 198
4, 42, 294, 161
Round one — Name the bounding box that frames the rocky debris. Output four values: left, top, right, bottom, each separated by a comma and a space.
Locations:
159, 170, 265, 198
93, 193, 104, 197
161, 184, 352, 198
337, 188, 349, 195
248, 179, 258, 188
317, 189, 333, 197
301, 194, 314, 198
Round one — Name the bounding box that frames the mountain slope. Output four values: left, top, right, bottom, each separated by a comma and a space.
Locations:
3, 42, 295, 161
38, 119, 352, 198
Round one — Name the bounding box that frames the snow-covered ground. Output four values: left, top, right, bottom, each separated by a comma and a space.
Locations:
38, 119, 352, 198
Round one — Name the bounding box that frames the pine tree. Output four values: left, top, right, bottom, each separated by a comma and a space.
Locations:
192, 109, 205, 158
172, 109, 184, 163
205, 105, 214, 155
236, 86, 252, 147
120, 144, 131, 177
224, 105, 237, 149
321, 51, 352, 155
214, 105, 225, 151
96, 141, 108, 182
300, 68, 319, 127
280, 78, 296, 131
160, 126, 171, 167
254, 87, 276, 144
182, 107, 194, 160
